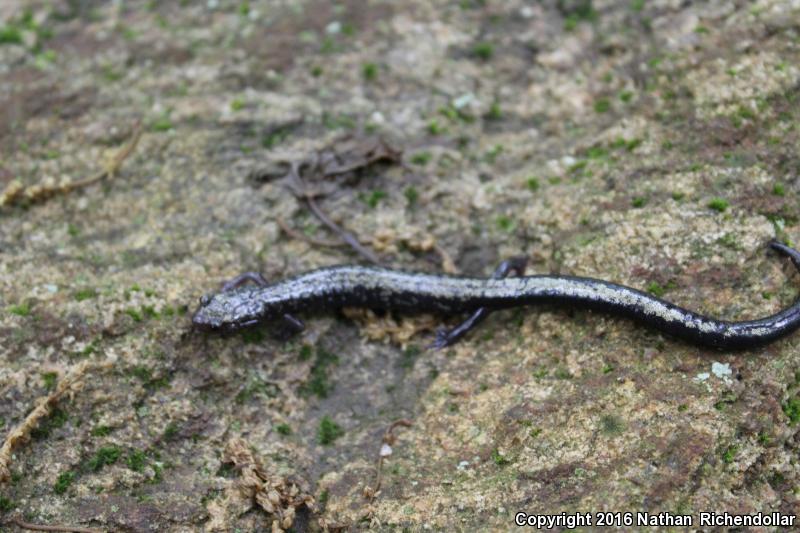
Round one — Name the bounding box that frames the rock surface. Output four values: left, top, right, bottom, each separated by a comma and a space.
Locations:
1, 0, 799, 530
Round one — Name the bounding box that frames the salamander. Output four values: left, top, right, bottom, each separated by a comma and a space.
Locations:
192, 241, 800, 350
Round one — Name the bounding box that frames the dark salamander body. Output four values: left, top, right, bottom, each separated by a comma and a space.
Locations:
193, 242, 800, 350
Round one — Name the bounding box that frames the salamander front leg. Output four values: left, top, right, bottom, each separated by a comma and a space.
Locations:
429, 257, 528, 350
221, 271, 305, 335
221, 272, 270, 291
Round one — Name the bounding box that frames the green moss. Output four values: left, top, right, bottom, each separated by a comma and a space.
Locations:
671, 191, 685, 201
619, 90, 634, 102
298, 344, 313, 361
91, 425, 112, 437
125, 308, 143, 322
484, 144, 504, 163
359, 190, 386, 209
400, 345, 421, 369
87, 446, 121, 471
73, 288, 97, 301
471, 41, 494, 60
427, 120, 444, 135
125, 449, 146, 472
560, 0, 598, 29
625, 138, 642, 151
486, 102, 503, 120
235, 377, 278, 403
31, 407, 68, 439
275, 423, 292, 436
586, 146, 608, 159
593, 98, 611, 113
404, 186, 419, 206
300, 346, 339, 399
714, 391, 736, 410
600, 414, 625, 436
230, 98, 245, 111
318, 415, 344, 445
721, 444, 738, 463
773, 183, 785, 196
0, 26, 22, 45
602, 364, 614, 374
496, 215, 515, 232
151, 115, 174, 132
163, 422, 179, 440
410, 151, 432, 165
491, 448, 512, 466
707, 198, 729, 212
646, 282, 665, 297
8, 302, 31, 316
362, 62, 378, 81
554, 367, 573, 380
568, 160, 587, 175
261, 126, 291, 149
526, 177, 540, 191
782, 396, 800, 425
41, 371, 58, 391
322, 112, 356, 130
717, 233, 742, 251
130, 365, 152, 382
53, 471, 75, 495
239, 328, 264, 344
141, 305, 158, 319
631, 196, 647, 208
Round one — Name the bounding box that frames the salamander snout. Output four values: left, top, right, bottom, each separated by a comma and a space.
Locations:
192, 290, 265, 332
192, 293, 226, 330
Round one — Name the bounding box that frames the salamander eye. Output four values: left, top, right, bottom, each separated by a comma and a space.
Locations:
199, 294, 211, 306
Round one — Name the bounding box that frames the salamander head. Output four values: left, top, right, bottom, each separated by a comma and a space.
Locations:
192, 290, 263, 331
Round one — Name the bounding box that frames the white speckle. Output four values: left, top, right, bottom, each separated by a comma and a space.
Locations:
520, 6, 534, 18
457, 460, 470, 470
452, 93, 475, 109
44, 284, 58, 293
695, 372, 710, 381
326, 21, 341, 34
370, 111, 385, 124
562, 155, 577, 167
380, 443, 393, 457
711, 361, 733, 383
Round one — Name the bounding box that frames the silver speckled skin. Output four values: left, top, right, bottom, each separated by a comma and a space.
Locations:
193, 243, 800, 349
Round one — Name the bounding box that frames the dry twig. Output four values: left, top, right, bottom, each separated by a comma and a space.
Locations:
0, 361, 108, 484
9, 517, 103, 533
0, 120, 142, 207
364, 419, 413, 502
284, 160, 381, 264
275, 216, 347, 248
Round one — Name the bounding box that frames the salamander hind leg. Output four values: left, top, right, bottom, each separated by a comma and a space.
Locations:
770, 241, 800, 272
428, 256, 528, 350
